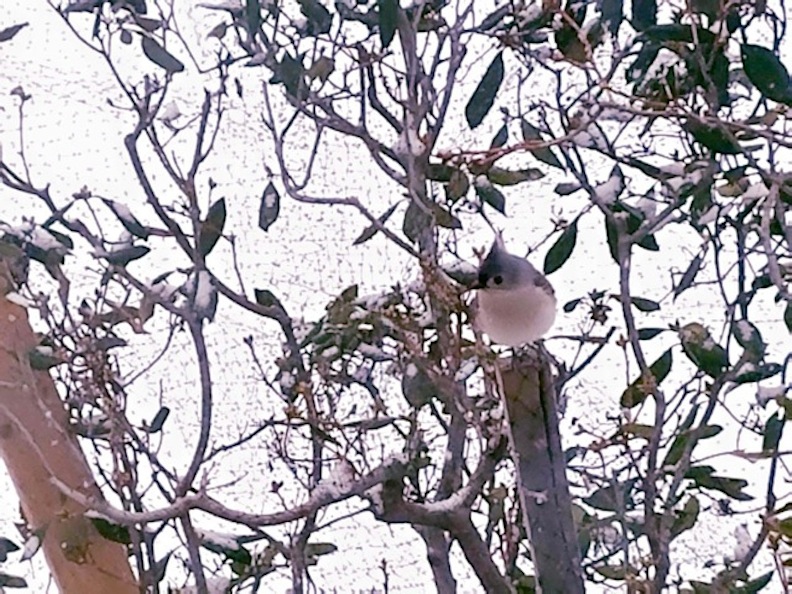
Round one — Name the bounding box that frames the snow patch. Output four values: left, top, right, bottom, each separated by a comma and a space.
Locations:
193, 271, 215, 311
313, 460, 356, 498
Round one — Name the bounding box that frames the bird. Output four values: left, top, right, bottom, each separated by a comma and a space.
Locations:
473, 236, 557, 347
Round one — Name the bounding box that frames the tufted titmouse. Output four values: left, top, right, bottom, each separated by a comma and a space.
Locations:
473, 236, 557, 347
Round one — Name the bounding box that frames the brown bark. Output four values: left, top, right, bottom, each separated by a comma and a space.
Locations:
500, 350, 584, 594
0, 267, 137, 593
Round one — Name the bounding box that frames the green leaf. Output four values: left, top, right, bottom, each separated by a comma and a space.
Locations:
0, 23, 28, 43
378, 0, 398, 48
245, 0, 261, 37
690, 0, 719, 19
401, 363, 438, 409
679, 322, 729, 378
785, 301, 792, 333
621, 349, 673, 408
521, 119, 564, 169
442, 264, 476, 288
22, 241, 63, 268
779, 516, 792, 538
325, 284, 358, 324
416, 11, 446, 32
593, 564, 629, 580
298, 0, 332, 35
674, 253, 703, 299
479, 6, 511, 32
638, 328, 665, 340
555, 2, 595, 63
254, 289, 284, 310
306, 56, 334, 81
146, 407, 170, 433
133, 15, 162, 32
621, 423, 655, 439
149, 552, 172, 586
680, 404, 701, 433
427, 163, 455, 182
465, 53, 504, 129
670, 496, 699, 538
637, 232, 659, 251
543, 220, 577, 274
0, 541, 16, 568
601, 0, 622, 37
353, 203, 399, 245
664, 425, 722, 466
91, 518, 131, 545
631, 296, 660, 312
732, 319, 765, 360
141, 36, 184, 73
486, 167, 543, 186
402, 201, 431, 243
445, 169, 470, 202
490, 124, 508, 148
642, 24, 715, 44
741, 44, 792, 104
752, 274, 773, 291
605, 203, 659, 262
305, 542, 338, 557
583, 478, 640, 512
102, 245, 151, 266
207, 21, 228, 40
710, 49, 730, 108
555, 182, 581, 195
431, 204, 462, 230
762, 412, 784, 452
562, 298, 581, 313
202, 540, 252, 565
258, 182, 280, 231
663, 432, 692, 468
271, 52, 306, 98
627, 42, 660, 83
42, 227, 74, 250
733, 362, 783, 384
0, 538, 18, 563
0, 573, 27, 588
631, 0, 657, 31
685, 119, 742, 155
685, 466, 752, 501
690, 580, 712, 594
198, 198, 226, 257
733, 571, 773, 594
474, 179, 506, 213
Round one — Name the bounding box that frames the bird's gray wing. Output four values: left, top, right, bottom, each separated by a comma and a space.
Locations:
533, 272, 555, 296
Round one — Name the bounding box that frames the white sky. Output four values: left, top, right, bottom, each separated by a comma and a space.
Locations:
0, 1, 790, 592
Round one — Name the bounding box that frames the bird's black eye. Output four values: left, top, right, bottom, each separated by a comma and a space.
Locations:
493, 275, 503, 285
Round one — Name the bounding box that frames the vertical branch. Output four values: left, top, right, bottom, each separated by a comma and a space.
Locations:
414, 526, 457, 593
175, 320, 214, 497
181, 513, 209, 594
499, 352, 584, 593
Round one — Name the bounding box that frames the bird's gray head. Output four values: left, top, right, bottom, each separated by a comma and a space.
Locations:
473, 236, 557, 346
476, 238, 540, 291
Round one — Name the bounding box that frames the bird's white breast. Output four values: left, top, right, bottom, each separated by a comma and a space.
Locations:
476, 285, 557, 346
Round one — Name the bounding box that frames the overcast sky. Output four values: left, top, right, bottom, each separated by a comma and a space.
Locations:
1, 2, 790, 592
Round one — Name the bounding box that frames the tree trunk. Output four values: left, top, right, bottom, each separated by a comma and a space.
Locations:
500, 350, 584, 594
0, 266, 137, 593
